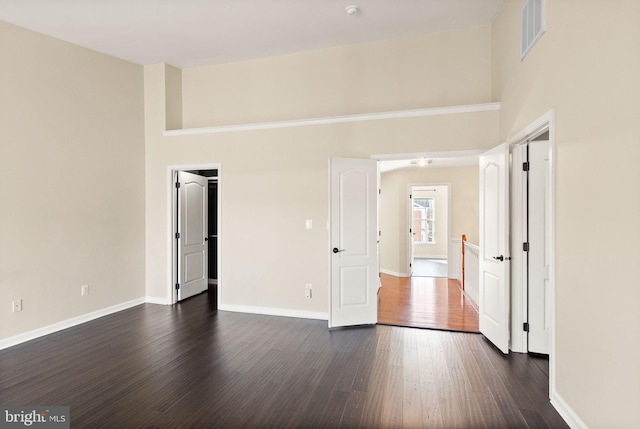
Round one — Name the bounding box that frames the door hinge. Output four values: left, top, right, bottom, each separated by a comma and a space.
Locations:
409, 228, 412, 233
523, 162, 530, 171
175, 181, 181, 188
523, 322, 529, 332
175, 283, 181, 291
523, 242, 529, 252
409, 194, 412, 199
409, 263, 412, 268
175, 232, 181, 239
379, 230, 382, 237
379, 189, 381, 195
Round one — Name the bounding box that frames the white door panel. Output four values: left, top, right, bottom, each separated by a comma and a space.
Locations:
479, 143, 510, 354
178, 171, 208, 301
528, 140, 551, 354
330, 158, 378, 328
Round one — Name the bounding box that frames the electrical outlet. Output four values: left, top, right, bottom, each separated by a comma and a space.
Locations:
81, 285, 90, 296
12, 299, 22, 312
305, 284, 312, 299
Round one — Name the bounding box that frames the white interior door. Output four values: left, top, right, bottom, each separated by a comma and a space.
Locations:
528, 140, 551, 354
329, 157, 378, 328
479, 143, 510, 354
177, 171, 208, 301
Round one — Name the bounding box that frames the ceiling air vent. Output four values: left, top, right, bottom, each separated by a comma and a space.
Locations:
521, 0, 545, 60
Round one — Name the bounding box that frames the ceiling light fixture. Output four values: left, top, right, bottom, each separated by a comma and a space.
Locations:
345, 5, 360, 15
415, 158, 433, 167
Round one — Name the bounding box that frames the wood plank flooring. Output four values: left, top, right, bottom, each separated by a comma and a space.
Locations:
0, 292, 567, 428
378, 273, 480, 332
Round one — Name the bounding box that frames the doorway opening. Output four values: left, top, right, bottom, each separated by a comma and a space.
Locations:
511, 129, 552, 356
170, 165, 220, 308
375, 154, 480, 332
504, 113, 554, 399
409, 184, 449, 277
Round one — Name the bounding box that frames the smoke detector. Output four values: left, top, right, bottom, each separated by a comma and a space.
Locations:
345, 5, 360, 15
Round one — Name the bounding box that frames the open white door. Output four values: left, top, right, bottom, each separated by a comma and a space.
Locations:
479, 143, 510, 354
528, 140, 551, 354
329, 157, 378, 328
177, 171, 208, 301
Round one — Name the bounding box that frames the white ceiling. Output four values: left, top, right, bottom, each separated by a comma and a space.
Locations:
0, 0, 505, 68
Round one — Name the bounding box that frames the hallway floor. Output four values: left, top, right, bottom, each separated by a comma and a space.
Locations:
412, 257, 449, 277
378, 273, 479, 332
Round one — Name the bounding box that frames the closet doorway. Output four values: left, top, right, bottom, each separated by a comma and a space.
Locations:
171, 166, 220, 309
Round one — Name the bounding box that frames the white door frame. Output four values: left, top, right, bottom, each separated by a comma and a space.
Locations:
405, 183, 451, 277
506, 110, 556, 396
176, 171, 209, 300
167, 163, 222, 305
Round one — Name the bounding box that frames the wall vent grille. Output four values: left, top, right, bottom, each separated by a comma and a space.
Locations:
521, 0, 545, 60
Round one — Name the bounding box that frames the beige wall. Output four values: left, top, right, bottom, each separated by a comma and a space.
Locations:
380, 166, 478, 275
0, 22, 146, 339
144, 27, 498, 316
181, 26, 493, 128
493, 1, 640, 427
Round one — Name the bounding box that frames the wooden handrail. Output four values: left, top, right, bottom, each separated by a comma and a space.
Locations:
461, 234, 467, 291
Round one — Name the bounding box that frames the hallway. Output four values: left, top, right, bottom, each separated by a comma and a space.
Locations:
378, 273, 479, 332
411, 257, 449, 277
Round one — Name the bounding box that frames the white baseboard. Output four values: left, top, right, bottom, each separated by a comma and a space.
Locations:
414, 255, 448, 260
218, 304, 328, 321
551, 390, 588, 429
145, 296, 172, 305
380, 268, 409, 277
0, 297, 146, 350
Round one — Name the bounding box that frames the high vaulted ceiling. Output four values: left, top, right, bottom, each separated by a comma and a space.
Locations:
0, 0, 505, 68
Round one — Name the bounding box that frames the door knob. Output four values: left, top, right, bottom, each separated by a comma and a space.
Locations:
493, 255, 504, 261
204, 237, 209, 241
333, 248, 345, 254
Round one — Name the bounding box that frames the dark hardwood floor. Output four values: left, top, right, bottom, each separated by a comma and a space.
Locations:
0, 292, 567, 428
378, 274, 480, 332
